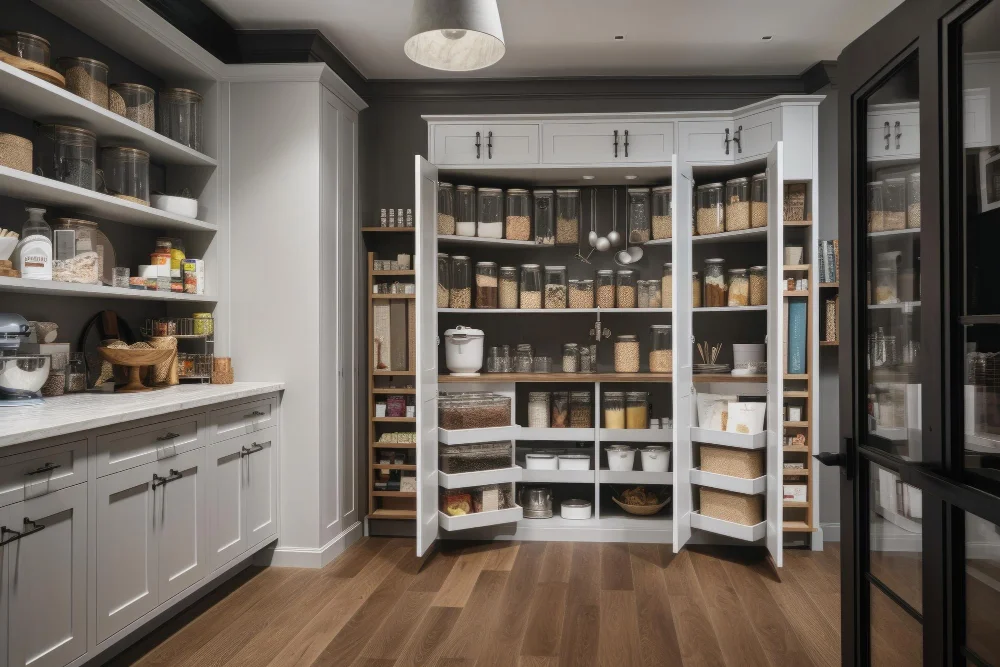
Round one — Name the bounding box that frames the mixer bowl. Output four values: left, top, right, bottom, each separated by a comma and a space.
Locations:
0, 355, 50, 398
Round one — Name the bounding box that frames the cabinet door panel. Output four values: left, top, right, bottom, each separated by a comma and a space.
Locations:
483, 124, 539, 164
620, 122, 674, 163
734, 108, 780, 161
431, 124, 483, 165
206, 437, 246, 571
677, 120, 734, 164
0, 438, 87, 508
210, 397, 277, 443
964, 88, 991, 147
245, 431, 277, 550
7, 485, 87, 667
541, 122, 620, 164
156, 449, 205, 602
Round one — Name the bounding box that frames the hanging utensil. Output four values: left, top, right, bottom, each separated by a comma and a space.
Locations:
607, 188, 621, 247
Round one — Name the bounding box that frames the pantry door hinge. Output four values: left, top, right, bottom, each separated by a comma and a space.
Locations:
436, 336, 440, 346
689, 335, 696, 344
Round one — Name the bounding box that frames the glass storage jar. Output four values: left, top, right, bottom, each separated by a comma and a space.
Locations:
533, 356, 552, 373
627, 187, 651, 243
65, 352, 87, 393
562, 343, 580, 373
437, 253, 450, 307
751, 173, 768, 228
35, 124, 97, 190
520, 264, 542, 309
544, 266, 567, 309
692, 271, 703, 307
603, 391, 626, 429
727, 268, 749, 307
907, 171, 921, 229
661, 263, 673, 308
580, 346, 593, 373
570, 391, 593, 428
637, 280, 650, 309
704, 258, 727, 307
551, 391, 569, 428
652, 185, 672, 240
626, 391, 649, 429
58, 57, 109, 108
516, 344, 534, 373
555, 188, 580, 244
875, 266, 898, 304
500, 345, 512, 373
159, 88, 204, 152
475, 261, 498, 309
528, 391, 550, 428
0, 31, 50, 66
569, 279, 594, 308
883, 177, 906, 231
749, 265, 767, 306
650, 325, 672, 372
102, 147, 150, 205
725, 177, 751, 231
499, 266, 518, 308
596, 269, 615, 309
477, 187, 503, 238
450, 256, 471, 308
696, 183, 724, 235
486, 346, 500, 373
111, 83, 155, 129
867, 181, 885, 232
437, 182, 455, 235
52, 217, 98, 266
615, 334, 640, 373
505, 188, 531, 240
616, 269, 636, 308
647, 278, 662, 308
456, 185, 476, 236
533, 189, 555, 244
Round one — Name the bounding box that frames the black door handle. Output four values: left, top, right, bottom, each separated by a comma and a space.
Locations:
26, 462, 61, 476
613, 130, 619, 158
19, 518, 45, 540
894, 121, 901, 150
475, 131, 481, 159
884, 121, 891, 150
0, 526, 21, 547
487, 131, 493, 159
814, 452, 846, 467
152, 469, 183, 488
724, 128, 731, 155
623, 129, 629, 158
733, 125, 743, 154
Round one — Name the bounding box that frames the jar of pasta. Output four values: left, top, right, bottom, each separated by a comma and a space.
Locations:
727, 268, 749, 307
626, 391, 649, 429
603, 392, 626, 428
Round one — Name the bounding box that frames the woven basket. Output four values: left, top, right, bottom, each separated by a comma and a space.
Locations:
0, 133, 32, 173
699, 488, 763, 525
783, 183, 807, 222
612, 496, 670, 516
699, 443, 764, 479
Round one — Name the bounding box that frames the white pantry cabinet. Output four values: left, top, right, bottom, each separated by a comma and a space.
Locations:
538, 121, 674, 165
867, 89, 992, 160
432, 123, 540, 165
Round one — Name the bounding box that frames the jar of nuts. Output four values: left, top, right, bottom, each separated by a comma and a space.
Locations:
616, 269, 636, 308
725, 177, 750, 231
544, 266, 568, 309
596, 269, 615, 309
749, 266, 767, 306
520, 264, 542, 309
450, 256, 471, 308
652, 185, 672, 240
505, 188, 531, 240
569, 278, 594, 308
696, 182, 724, 235
615, 334, 641, 373
750, 173, 768, 228
650, 324, 672, 373
727, 268, 749, 307
499, 266, 518, 308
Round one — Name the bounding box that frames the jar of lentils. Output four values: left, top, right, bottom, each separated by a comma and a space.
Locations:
520, 264, 542, 309
569, 279, 594, 308
749, 266, 767, 306
616, 269, 637, 308
437, 182, 455, 234
596, 269, 615, 308
505, 188, 531, 240
652, 185, 672, 239
751, 173, 768, 228
499, 266, 518, 308
725, 177, 750, 231
696, 182, 724, 235
615, 334, 641, 373
562, 343, 580, 373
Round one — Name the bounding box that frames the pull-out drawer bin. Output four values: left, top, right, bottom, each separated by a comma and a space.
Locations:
699, 443, 765, 479
699, 487, 764, 526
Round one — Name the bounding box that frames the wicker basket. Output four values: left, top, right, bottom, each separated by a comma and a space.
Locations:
439, 441, 512, 474
0, 133, 32, 173
612, 496, 670, 516
784, 183, 807, 222
699, 488, 763, 526
699, 443, 764, 479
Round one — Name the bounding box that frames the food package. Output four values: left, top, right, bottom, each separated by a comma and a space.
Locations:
726, 402, 767, 434
181, 258, 205, 295
442, 491, 473, 516
51, 251, 99, 284
697, 393, 736, 431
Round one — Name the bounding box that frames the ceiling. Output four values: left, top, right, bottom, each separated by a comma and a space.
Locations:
204, 0, 904, 80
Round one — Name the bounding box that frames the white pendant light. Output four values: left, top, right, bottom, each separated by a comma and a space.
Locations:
404, 0, 505, 72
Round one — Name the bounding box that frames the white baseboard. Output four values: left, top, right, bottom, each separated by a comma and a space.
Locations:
821, 522, 840, 541
259, 521, 363, 568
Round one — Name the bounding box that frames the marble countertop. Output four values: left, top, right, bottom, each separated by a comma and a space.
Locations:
0, 382, 284, 448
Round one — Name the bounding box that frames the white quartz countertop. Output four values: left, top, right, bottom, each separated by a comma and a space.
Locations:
0, 382, 284, 448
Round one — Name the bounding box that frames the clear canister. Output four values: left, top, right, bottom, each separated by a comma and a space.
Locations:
437, 254, 450, 307
516, 344, 534, 373
627, 187, 651, 243
533, 189, 555, 244
883, 178, 906, 231
907, 172, 921, 229
569, 279, 594, 309
749, 265, 767, 306
111, 83, 155, 129
562, 343, 580, 373
661, 263, 673, 308
867, 181, 885, 232
58, 57, 109, 108
499, 266, 518, 308
437, 182, 455, 235
544, 266, 567, 309
603, 391, 626, 428
580, 346, 593, 373
456, 185, 476, 236
0, 31, 50, 66
751, 173, 768, 228
477, 187, 503, 238
505, 189, 531, 240
696, 183, 724, 235
725, 177, 750, 231
500, 345, 512, 373
692, 271, 703, 307
652, 185, 672, 240
65, 352, 87, 393
570, 391, 592, 428
35, 124, 97, 190
555, 189, 580, 244
704, 258, 727, 307
615, 334, 640, 373
533, 356, 552, 373
475, 261, 498, 309
727, 268, 749, 307
528, 391, 550, 427
551, 392, 569, 428
637, 280, 650, 309
647, 278, 662, 308
486, 347, 500, 373
159, 88, 204, 152
102, 147, 150, 205
616, 269, 636, 308
626, 391, 649, 429
875, 266, 898, 304
450, 256, 471, 308
596, 269, 615, 309
650, 325, 672, 372
520, 264, 542, 309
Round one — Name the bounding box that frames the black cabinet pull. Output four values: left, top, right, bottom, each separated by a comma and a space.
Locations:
20, 518, 45, 540
487, 131, 493, 159
623, 129, 629, 158
0, 526, 21, 547
894, 120, 901, 150
241, 442, 265, 457
152, 469, 183, 488
26, 462, 61, 476
475, 131, 481, 159
724, 128, 731, 155
156, 432, 179, 442
613, 130, 619, 158
814, 452, 846, 467
733, 125, 743, 154
245, 410, 266, 419
883, 121, 891, 150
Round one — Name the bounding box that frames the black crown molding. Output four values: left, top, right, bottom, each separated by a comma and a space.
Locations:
138, 0, 241, 64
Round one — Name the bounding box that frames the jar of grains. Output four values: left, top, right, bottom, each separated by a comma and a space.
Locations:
692, 271, 703, 307
570, 391, 593, 427
580, 346, 593, 373
505, 189, 531, 240
551, 392, 569, 428
111, 83, 156, 130
652, 185, 672, 239
499, 266, 518, 308
569, 279, 594, 308
555, 189, 580, 244
596, 269, 615, 308
638, 280, 650, 308
437, 253, 450, 307
476, 262, 498, 308
58, 57, 109, 109
616, 269, 637, 308
451, 256, 471, 308
604, 392, 626, 428
727, 268, 749, 307
528, 392, 550, 428
662, 263, 673, 308
102, 146, 150, 205
626, 391, 649, 429
627, 187, 651, 243
520, 264, 542, 309
477, 187, 503, 238
725, 177, 750, 231
615, 334, 641, 373
883, 177, 906, 231
867, 181, 884, 232
704, 259, 727, 307
907, 171, 920, 228
516, 344, 534, 373
749, 266, 767, 306
647, 278, 662, 308
563, 343, 580, 373
534, 189, 555, 244
437, 182, 455, 234
544, 266, 567, 309
456, 185, 476, 236
650, 325, 672, 372
696, 183, 724, 235
751, 173, 768, 228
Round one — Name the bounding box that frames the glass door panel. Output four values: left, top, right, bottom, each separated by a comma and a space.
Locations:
965, 512, 1000, 664
869, 462, 923, 613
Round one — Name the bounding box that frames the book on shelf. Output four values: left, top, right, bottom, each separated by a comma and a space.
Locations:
818, 243, 826, 285
787, 298, 807, 374
818, 239, 840, 283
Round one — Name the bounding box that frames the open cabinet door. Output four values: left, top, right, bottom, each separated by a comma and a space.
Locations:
415, 155, 439, 557
766, 142, 784, 567
673, 157, 694, 551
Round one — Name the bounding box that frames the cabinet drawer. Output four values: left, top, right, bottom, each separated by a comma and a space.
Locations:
431, 124, 483, 165
96, 415, 205, 477
211, 396, 278, 442
734, 108, 779, 161
0, 439, 87, 507
678, 120, 734, 164
620, 122, 674, 163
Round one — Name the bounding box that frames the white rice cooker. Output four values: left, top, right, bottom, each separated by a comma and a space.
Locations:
443, 325, 485, 376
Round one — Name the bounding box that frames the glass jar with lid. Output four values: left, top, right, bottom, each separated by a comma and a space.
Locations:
499, 266, 518, 308
692, 271, 703, 307
437, 253, 450, 307
627, 187, 651, 243
615, 334, 640, 373
528, 391, 550, 427
437, 182, 455, 235
696, 183, 724, 235
727, 268, 749, 307
57, 57, 109, 108
570, 391, 592, 427
637, 280, 650, 308
533, 356, 552, 373
0, 31, 50, 66
562, 343, 580, 373
907, 171, 921, 229
159, 88, 204, 152
455, 185, 476, 236
883, 177, 906, 231
35, 124, 97, 190
516, 344, 534, 373
450, 256, 471, 308
749, 266, 767, 306
647, 278, 662, 308
616, 269, 636, 308
505, 189, 531, 240
65, 353, 87, 393
580, 346, 593, 373
569, 278, 594, 308
704, 258, 727, 307
652, 185, 672, 239
520, 264, 542, 309
500, 345, 512, 373
102, 147, 150, 205
544, 266, 567, 309
650, 325, 672, 373
725, 177, 750, 231
750, 173, 768, 228
555, 189, 580, 244
626, 391, 649, 429
867, 181, 885, 232
661, 263, 673, 308
110, 83, 155, 129
486, 347, 500, 373
603, 391, 626, 428
533, 189, 555, 244
596, 269, 615, 308
551, 392, 569, 427
475, 261, 498, 309
477, 187, 503, 238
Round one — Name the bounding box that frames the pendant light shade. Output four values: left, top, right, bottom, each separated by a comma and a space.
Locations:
404, 0, 505, 72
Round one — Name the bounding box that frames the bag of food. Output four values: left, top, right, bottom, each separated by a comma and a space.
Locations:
726, 401, 767, 434
697, 393, 736, 430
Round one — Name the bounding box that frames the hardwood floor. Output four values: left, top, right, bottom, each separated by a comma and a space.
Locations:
107, 539, 864, 667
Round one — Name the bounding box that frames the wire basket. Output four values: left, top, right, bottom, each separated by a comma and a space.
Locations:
143, 317, 214, 339
177, 353, 213, 381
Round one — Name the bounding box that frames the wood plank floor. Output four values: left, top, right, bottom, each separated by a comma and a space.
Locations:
105, 540, 873, 667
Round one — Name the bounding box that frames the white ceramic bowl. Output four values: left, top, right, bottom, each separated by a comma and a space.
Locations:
0, 237, 17, 262
606, 447, 636, 472
0, 355, 50, 397
151, 194, 199, 219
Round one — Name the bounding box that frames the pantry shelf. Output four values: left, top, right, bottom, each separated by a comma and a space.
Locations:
372, 294, 415, 300
690, 469, 766, 495
783, 468, 810, 476
439, 466, 523, 489
372, 491, 416, 498
690, 511, 766, 542
438, 307, 674, 314
691, 228, 767, 244
369, 509, 417, 520
373, 464, 416, 471
599, 428, 672, 443
520, 469, 595, 484
362, 227, 414, 233
373, 270, 415, 277
783, 500, 810, 508
598, 470, 673, 485
783, 521, 816, 532
693, 305, 768, 312
869, 301, 920, 310
439, 506, 523, 531
438, 373, 674, 383
690, 427, 767, 450
868, 227, 919, 239
439, 425, 520, 445
0, 276, 217, 302
437, 235, 542, 247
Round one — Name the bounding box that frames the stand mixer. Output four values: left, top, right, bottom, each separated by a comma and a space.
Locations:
0, 313, 51, 405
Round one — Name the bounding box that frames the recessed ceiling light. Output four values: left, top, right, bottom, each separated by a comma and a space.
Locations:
582, 175, 595, 180
624, 175, 637, 180
761, 35, 773, 41
614, 35, 625, 41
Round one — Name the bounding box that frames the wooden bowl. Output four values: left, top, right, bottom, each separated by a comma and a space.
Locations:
98, 347, 175, 392
0, 51, 66, 87
612, 496, 671, 517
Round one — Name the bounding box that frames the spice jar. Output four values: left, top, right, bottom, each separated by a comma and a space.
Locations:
662, 263, 673, 308
725, 177, 750, 231
596, 269, 615, 308
0, 32, 50, 67
749, 266, 767, 306
751, 173, 768, 228
534, 189, 555, 244
516, 344, 534, 373
569, 279, 594, 308
528, 391, 550, 428
555, 189, 580, 244
626, 391, 649, 429
544, 266, 567, 309
615, 334, 640, 373
58, 57, 109, 108
604, 391, 626, 428
111, 83, 155, 129
437, 182, 456, 235
65, 353, 87, 393
616, 269, 636, 308
696, 183, 724, 235
102, 147, 150, 205
193, 312, 214, 336
477, 187, 503, 238
456, 185, 476, 236
704, 259, 727, 307
562, 343, 580, 373
692, 272, 703, 307
450, 256, 471, 308
647, 279, 662, 308
570, 391, 593, 428
627, 187, 651, 243
35, 125, 97, 190
499, 266, 518, 308
533, 356, 552, 373
652, 185, 672, 239
650, 325, 672, 372
159, 88, 204, 152
727, 269, 749, 307
907, 171, 921, 229
520, 264, 542, 309
438, 253, 450, 307
551, 391, 569, 428
867, 181, 885, 232
475, 261, 498, 308
505, 189, 531, 240
883, 177, 906, 231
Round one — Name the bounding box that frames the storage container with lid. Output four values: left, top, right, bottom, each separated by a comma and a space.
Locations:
750, 173, 768, 228
640, 446, 670, 472
596, 269, 615, 308
637, 280, 650, 309
560, 499, 592, 519
562, 343, 580, 373
475, 261, 498, 308
649, 324, 672, 373
727, 268, 749, 307
725, 177, 750, 231
520, 264, 542, 309
443, 326, 485, 376
499, 266, 518, 308
533, 355, 552, 373
569, 278, 594, 308
604, 391, 625, 428
516, 344, 534, 373
17, 207, 52, 281
0, 31, 50, 66
551, 391, 569, 428
626, 391, 649, 429
528, 391, 550, 427
606, 444, 635, 471
704, 258, 727, 307
102, 147, 150, 205
35, 124, 97, 190
525, 452, 557, 469
555, 188, 580, 244
627, 187, 651, 243
450, 256, 471, 308
505, 188, 531, 240
867, 181, 885, 232
907, 171, 921, 229
53, 218, 98, 257
883, 177, 906, 231
647, 277, 662, 308
652, 185, 672, 239
438, 391, 511, 428
57, 57, 109, 108
477, 187, 503, 238
749, 266, 767, 306
439, 441, 513, 474
875, 266, 898, 304
662, 263, 673, 308
616, 269, 636, 308
544, 266, 567, 309
159, 88, 204, 152
692, 271, 703, 307
533, 189, 555, 244
499, 345, 512, 373
696, 183, 724, 235
558, 455, 591, 472
437, 253, 450, 307
437, 182, 456, 234
111, 83, 155, 129
456, 185, 476, 235
615, 334, 640, 373
579, 346, 593, 373
570, 391, 592, 427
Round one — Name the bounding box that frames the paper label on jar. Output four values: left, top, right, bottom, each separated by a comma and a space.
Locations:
18, 234, 52, 279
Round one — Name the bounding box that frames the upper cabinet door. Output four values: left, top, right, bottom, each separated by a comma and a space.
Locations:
867, 105, 920, 160
482, 124, 540, 164
734, 108, 780, 162
431, 124, 484, 165
677, 120, 735, 164
541, 122, 622, 164
619, 122, 674, 163
155, 449, 206, 603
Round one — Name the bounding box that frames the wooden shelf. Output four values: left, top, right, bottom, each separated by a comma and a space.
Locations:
374, 370, 415, 376
373, 464, 416, 471
371, 442, 416, 448
783, 421, 809, 428
784, 390, 808, 398
372, 491, 416, 498
783, 501, 810, 508
819, 282, 839, 288
373, 270, 415, 277
369, 509, 416, 520
439, 372, 674, 383
694, 305, 767, 313
783, 290, 809, 297
372, 417, 415, 423
372, 387, 416, 395
783, 220, 813, 227
783, 468, 810, 476
0, 276, 217, 302
438, 235, 541, 247
820, 341, 839, 347
783, 445, 810, 453
372, 293, 415, 300
362, 227, 414, 233
783, 521, 816, 532
784, 373, 809, 380
783, 264, 811, 271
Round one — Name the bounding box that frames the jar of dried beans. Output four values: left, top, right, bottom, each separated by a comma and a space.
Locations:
661, 263, 673, 308
751, 173, 768, 228
696, 183, 724, 235
437, 182, 456, 234
450, 256, 471, 308
727, 268, 749, 307
475, 261, 498, 309
569, 279, 594, 308
544, 266, 567, 309
749, 265, 767, 306
534, 189, 555, 244
555, 189, 580, 244
725, 177, 750, 231
907, 171, 920, 229
704, 258, 727, 307
520, 264, 542, 309
438, 253, 450, 307
616, 269, 636, 308
596, 269, 615, 308
499, 266, 518, 308
652, 185, 672, 239
649, 324, 672, 373
615, 334, 640, 373
505, 188, 531, 240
